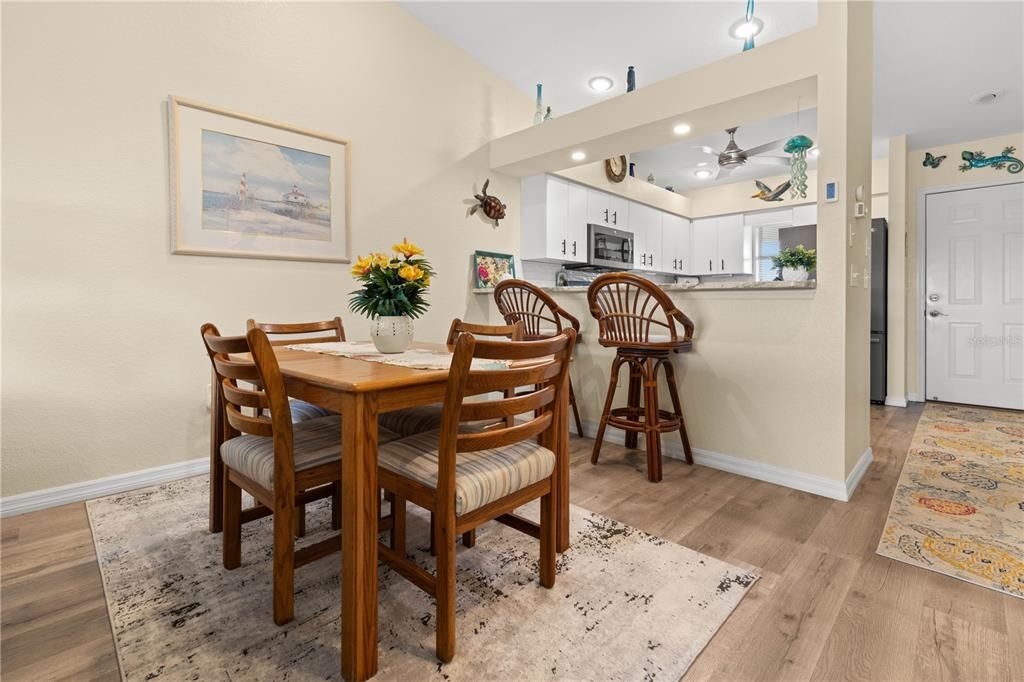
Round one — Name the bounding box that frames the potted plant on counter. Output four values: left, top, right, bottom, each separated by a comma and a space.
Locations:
772, 244, 816, 282
349, 238, 434, 353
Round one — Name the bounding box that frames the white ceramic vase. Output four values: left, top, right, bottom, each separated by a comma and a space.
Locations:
782, 267, 810, 282
370, 315, 414, 353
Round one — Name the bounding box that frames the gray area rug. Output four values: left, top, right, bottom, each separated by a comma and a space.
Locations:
87, 475, 758, 680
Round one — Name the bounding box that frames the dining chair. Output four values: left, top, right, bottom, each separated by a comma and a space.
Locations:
493, 279, 585, 436
201, 322, 401, 625
378, 325, 576, 662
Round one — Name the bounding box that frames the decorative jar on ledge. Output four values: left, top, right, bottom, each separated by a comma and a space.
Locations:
782, 267, 810, 282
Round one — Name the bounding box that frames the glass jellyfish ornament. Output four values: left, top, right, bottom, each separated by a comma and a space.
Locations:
784, 134, 814, 199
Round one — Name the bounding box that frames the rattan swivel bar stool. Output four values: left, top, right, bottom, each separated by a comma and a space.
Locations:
587, 272, 696, 482
493, 279, 585, 437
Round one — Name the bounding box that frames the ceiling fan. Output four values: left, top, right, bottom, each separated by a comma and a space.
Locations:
691, 126, 789, 180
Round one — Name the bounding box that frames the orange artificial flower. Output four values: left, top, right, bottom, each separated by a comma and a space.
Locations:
350, 255, 372, 276
398, 263, 424, 282
392, 238, 424, 259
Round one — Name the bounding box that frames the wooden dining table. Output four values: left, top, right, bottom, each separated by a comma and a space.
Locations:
208, 341, 571, 681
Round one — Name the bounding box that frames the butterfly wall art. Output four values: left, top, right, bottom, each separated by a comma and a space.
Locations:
922, 152, 946, 169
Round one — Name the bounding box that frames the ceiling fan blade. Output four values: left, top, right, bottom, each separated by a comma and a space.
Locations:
747, 156, 790, 167
715, 165, 733, 180
744, 138, 787, 157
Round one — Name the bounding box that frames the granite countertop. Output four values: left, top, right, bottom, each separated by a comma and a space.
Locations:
473, 280, 816, 294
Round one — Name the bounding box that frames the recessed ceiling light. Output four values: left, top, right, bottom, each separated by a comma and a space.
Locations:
694, 169, 713, 179
571, 151, 587, 162
809, 147, 820, 158
588, 76, 613, 93
673, 123, 692, 136
696, 161, 709, 167
729, 17, 764, 39
969, 90, 1002, 105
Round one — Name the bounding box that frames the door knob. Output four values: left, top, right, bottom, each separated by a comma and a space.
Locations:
928, 310, 949, 318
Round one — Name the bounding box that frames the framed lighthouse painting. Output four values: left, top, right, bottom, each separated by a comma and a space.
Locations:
169, 96, 351, 262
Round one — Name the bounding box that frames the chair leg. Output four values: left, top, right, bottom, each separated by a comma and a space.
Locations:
435, 509, 457, 662
624, 361, 642, 450
391, 493, 406, 555
331, 481, 342, 530
429, 514, 437, 556
222, 476, 242, 570
592, 354, 624, 465
643, 359, 663, 483
539, 487, 556, 588
462, 529, 476, 548
272, 501, 295, 625
295, 502, 306, 538
568, 378, 584, 438
662, 359, 694, 465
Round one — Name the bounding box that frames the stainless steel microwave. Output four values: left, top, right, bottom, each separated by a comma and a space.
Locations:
588, 224, 634, 269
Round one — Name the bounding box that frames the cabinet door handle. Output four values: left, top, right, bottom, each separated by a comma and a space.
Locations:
709, 259, 712, 271
721, 258, 725, 271
612, 211, 617, 225
572, 241, 577, 256
561, 239, 566, 255
604, 209, 609, 223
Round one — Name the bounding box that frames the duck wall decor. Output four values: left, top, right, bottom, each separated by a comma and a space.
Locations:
958, 146, 1022, 174
751, 179, 792, 202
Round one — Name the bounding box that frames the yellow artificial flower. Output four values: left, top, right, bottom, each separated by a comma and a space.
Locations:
371, 252, 392, 269
398, 263, 424, 282
392, 238, 424, 259
421, 273, 431, 286
350, 255, 372, 276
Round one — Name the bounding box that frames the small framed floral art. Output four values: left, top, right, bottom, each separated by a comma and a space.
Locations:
473, 251, 516, 288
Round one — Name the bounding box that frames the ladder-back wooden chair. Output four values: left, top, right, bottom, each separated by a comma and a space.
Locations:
493, 279, 585, 436
201, 323, 401, 625
378, 326, 576, 662
586, 273, 695, 482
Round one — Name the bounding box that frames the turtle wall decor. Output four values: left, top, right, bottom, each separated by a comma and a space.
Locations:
470, 178, 507, 226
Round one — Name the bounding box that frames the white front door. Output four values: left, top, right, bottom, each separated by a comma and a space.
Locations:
926, 182, 1024, 409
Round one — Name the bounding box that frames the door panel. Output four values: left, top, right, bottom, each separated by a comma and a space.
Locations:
717, 214, 746, 273
545, 177, 569, 259
926, 182, 1024, 409
566, 183, 588, 263
690, 218, 717, 275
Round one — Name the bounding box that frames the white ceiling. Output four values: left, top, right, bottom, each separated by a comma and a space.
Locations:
402, 0, 1023, 185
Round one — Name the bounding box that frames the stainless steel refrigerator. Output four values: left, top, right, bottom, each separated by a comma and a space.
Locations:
870, 218, 888, 404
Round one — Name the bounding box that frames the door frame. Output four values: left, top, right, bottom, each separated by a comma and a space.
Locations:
915, 178, 1023, 403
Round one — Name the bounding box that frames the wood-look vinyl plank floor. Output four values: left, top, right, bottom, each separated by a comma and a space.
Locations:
2, 403, 1021, 681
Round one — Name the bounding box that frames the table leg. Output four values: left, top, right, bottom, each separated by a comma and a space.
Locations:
209, 368, 225, 533
556, 367, 571, 552
340, 392, 379, 681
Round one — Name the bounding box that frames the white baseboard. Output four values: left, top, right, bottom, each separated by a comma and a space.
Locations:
580, 420, 858, 502
884, 396, 908, 408
844, 447, 873, 500
1, 457, 208, 518
907, 393, 925, 403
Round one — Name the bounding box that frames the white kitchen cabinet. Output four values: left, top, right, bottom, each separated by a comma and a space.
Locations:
520, 175, 586, 263
631, 203, 663, 271
688, 214, 747, 275
792, 203, 817, 226
662, 214, 691, 274
587, 189, 609, 227
608, 194, 629, 230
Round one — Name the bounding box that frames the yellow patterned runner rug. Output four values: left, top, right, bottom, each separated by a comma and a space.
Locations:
877, 403, 1024, 598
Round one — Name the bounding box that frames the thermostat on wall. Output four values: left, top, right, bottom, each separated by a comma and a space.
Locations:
824, 180, 839, 203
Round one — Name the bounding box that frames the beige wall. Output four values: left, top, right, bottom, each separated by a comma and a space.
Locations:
903, 131, 1024, 399
886, 136, 908, 403
686, 158, 889, 218
553, 163, 693, 216
1, 2, 532, 496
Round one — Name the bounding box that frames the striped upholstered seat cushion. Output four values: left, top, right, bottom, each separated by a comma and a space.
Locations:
378, 429, 555, 515
288, 399, 334, 422
221, 415, 401, 490
378, 404, 444, 438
